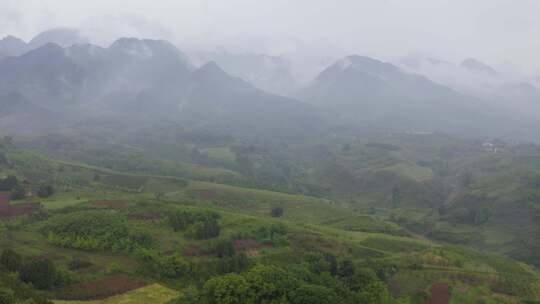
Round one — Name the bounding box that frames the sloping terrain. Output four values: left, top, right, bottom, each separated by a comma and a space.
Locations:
301, 55, 540, 141
0, 38, 323, 139
1, 140, 540, 303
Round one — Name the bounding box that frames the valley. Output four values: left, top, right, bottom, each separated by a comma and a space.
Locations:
1, 26, 540, 304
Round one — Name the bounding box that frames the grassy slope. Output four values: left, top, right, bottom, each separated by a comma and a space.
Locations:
2, 143, 540, 302
53, 284, 178, 304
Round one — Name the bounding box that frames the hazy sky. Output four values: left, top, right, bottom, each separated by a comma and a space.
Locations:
1, 0, 539, 73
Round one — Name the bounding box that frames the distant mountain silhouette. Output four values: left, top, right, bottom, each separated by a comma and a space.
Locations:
302, 55, 539, 139
0, 38, 322, 138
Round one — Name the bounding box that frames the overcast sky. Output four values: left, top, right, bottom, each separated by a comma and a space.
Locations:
1, 0, 539, 73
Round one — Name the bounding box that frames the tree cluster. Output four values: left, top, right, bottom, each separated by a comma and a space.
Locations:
42, 211, 152, 252
0, 176, 18, 192
37, 184, 55, 198
171, 252, 391, 304
1, 249, 69, 292
168, 210, 221, 240
270, 207, 284, 218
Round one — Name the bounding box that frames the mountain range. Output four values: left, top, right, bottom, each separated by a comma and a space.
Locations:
0, 28, 89, 59
1, 29, 540, 142
301, 55, 540, 140
0, 32, 322, 139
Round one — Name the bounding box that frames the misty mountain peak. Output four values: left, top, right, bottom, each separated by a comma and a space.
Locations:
0, 35, 28, 58
29, 28, 88, 49
108, 38, 192, 73
1, 35, 25, 45
198, 61, 226, 74
110, 38, 185, 59
189, 50, 296, 96
191, 61, 233, 84
110, 38, 159, 57
22, 43, 66, 59
313, 55, 401, 86
334, 55, 399, 75
66, 43, 106, 57
461, 58, 497, 75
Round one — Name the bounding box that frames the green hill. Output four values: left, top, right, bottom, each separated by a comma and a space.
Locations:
1, 141, 540, 303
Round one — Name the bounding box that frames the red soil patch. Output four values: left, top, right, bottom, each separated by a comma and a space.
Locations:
233, 238, 259, 250
183, 245, 208, 257
0, 202, 42, 218
0, 192, 10, 205
190, 189, 218, 200
57, 275, 147, 301
90, 200, 129, 209
388, 280, 404, 297
426, 283, 451, 304
233, 238, 272, 257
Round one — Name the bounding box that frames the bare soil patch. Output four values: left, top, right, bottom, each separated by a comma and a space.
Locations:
0, 192, 10, 205
0, 202, 41, 218
426, 283, 451, 304
233, 238, 273, 256
190, 189, 219, 200
183, 245, 208, 257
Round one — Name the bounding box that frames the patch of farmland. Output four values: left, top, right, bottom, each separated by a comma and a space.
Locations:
54, 283, 178, 304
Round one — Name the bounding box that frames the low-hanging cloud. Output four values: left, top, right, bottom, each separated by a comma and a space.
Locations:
1, 0, 540, 76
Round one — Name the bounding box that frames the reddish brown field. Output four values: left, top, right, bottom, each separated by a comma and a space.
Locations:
0, 192, 10, 205
233, 238, 260, 250
57, 275, 147, 300
0, 202, 41, 218
190, 189, 218, 200
90, 200, 129, 209
183, 245, 207, 257
233, 238, 272, 256
426, 283, 451, 304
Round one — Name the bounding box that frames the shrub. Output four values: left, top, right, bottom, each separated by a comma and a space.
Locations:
0, 250, 23, 273
159, 254, 191, 279
171, 286, 200, 304
37, 185, 54, 198
168, 210, 221, 233
0, 288, 15, 304
0, 151, 8, 166
289, 284, 337, 304
0, 176, 18, 192
356, 281, 391, 304
202, 273, 250, 304
254, 224, 288, 245
213, 240, 236, 258
67, 259, 93, 271
106, 262, 121, 275
10, 185, 25, 200
244, 264, 300, 303
303, 253, 332, 275
21, 259, 57, 290
185, 218, 220, 240
168, 211, 196, 231
270, 207, 284, 218
42, 211, 152, 252
217, 253, 250, 274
